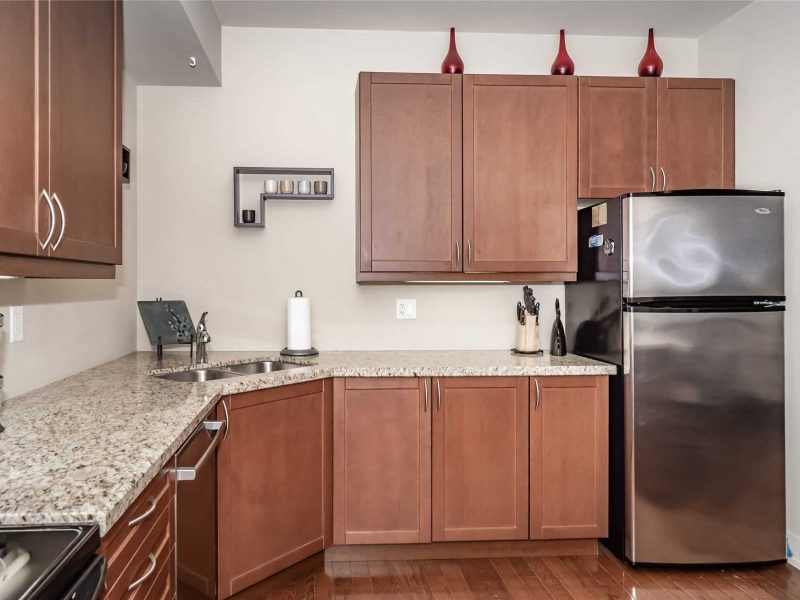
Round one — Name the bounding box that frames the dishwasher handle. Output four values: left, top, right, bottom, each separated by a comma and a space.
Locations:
174, 419, 226, 481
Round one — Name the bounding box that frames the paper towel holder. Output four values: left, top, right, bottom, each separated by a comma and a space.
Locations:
281, 290, 319, 357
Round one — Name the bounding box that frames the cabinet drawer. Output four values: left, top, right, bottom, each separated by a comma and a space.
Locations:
107, 502, 173, 600
102, 471, 172, 591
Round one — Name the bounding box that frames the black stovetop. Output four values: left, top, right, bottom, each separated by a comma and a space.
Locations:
0, 524, 99, 600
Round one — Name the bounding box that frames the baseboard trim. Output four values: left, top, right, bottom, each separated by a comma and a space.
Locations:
789, 531, 800, 571
325, 539, 598, 562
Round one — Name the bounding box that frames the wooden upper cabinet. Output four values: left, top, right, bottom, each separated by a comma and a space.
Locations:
579, 77, 657, 198
358, 72, 462, 274
217, 381, 332, 599
333, 378, 431, 545
0, 2, 39, 256
530, 376, 609, 540
578, 76, 735, 199
463, 75, 577, 275
46, 0, 121, 264
656, 78, 735, 191
433, 377, 529, 541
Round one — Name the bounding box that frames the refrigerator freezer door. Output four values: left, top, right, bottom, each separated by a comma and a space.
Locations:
625, 308, 785, 564
625, 193, 784, 298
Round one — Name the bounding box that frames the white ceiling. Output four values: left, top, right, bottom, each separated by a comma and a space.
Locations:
124, 0, 221, 86
210, 0, 751, 39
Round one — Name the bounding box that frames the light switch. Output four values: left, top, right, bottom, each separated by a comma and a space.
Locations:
9, 306, 23, 343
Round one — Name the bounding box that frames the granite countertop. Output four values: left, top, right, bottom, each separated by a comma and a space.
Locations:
0, 350, 614, 535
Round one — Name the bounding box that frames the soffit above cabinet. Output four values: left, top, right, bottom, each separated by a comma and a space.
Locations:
212, 0, 750, 38
123, 0, 221, 86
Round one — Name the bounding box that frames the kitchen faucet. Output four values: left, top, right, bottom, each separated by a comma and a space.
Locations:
195, 312, 211, 364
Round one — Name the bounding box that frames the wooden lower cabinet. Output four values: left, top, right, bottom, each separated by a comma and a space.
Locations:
216, 380, 333, 599
100, 470, 175, 600
432, 377, 530, 541
333, 378, 431, 544
530, 376, 609, 539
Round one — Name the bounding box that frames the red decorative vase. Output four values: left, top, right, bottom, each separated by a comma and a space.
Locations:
550, 29, 574, 76
638, 28, 663, 77
441, 27, 464, 74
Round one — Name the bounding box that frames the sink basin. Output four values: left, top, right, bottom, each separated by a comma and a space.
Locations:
223, 360, 303, 375
154, 359, 305, 382
156, 369, 239, 383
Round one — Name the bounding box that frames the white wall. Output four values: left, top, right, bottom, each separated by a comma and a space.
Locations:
137, 27, 697, 352
0, 73, 138, 400
699, 1, 800, 568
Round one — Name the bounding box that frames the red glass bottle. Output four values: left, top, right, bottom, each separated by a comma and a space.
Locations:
638, 28, 663, 77
550, 29, 574, 76
441, 27, 464, 74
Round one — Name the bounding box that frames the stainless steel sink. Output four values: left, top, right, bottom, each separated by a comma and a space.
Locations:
156, 369, 240, 383
155, 360, 304, 382
223, 360, 303, 375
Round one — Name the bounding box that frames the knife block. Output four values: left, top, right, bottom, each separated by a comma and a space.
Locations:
515, 322, 540, 353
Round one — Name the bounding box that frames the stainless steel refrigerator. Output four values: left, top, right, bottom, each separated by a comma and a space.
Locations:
565, 190, 786, 565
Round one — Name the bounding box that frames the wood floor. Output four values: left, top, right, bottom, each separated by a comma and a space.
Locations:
231, 548, 800, 599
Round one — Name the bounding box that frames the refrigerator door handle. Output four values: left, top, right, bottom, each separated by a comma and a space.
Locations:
623, 311, 632, 375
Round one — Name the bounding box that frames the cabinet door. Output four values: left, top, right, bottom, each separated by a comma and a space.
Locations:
656, 78, 735, 191
463, 75, 577, 274
47, 0, 121, 264
530, 376, 608, 539
579, 77, 657, 198
358, 72, 462, 274
333, 378, 431, 544
217, 381, 332, 599
0, 1, 39, 256
433, 377, 529, 541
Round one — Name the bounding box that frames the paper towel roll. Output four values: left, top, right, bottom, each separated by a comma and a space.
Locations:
287, 291, 311, 350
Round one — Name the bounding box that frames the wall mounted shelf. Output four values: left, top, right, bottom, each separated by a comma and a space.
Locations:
233, 166, 334, 228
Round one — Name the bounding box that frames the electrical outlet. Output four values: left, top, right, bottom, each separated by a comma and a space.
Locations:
9, 306, 23, 343
396, 299, 416, 320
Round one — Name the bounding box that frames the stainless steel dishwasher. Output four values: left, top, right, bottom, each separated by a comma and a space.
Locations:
174, 400, 228, 600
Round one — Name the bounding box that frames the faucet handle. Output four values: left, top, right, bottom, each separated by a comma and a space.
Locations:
197, 311, 209, 331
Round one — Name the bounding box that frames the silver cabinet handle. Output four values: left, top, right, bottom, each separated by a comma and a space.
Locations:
649, 167, 656, 193
466, 240, 472, 268
436, 378, 442, 412
423, 379, 429, 413
49, 192, 66, 250
128, 553, 157, 591
534, 378, 541, 411
455, 240, 461, 270
38, 189, 56, 249
660, 167, 667, 192
221, 398, 230, 440
174, 419, 226, 481
127, 496, 156, 527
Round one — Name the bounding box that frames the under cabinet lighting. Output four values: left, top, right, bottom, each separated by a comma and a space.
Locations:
407, 280, 511, 284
